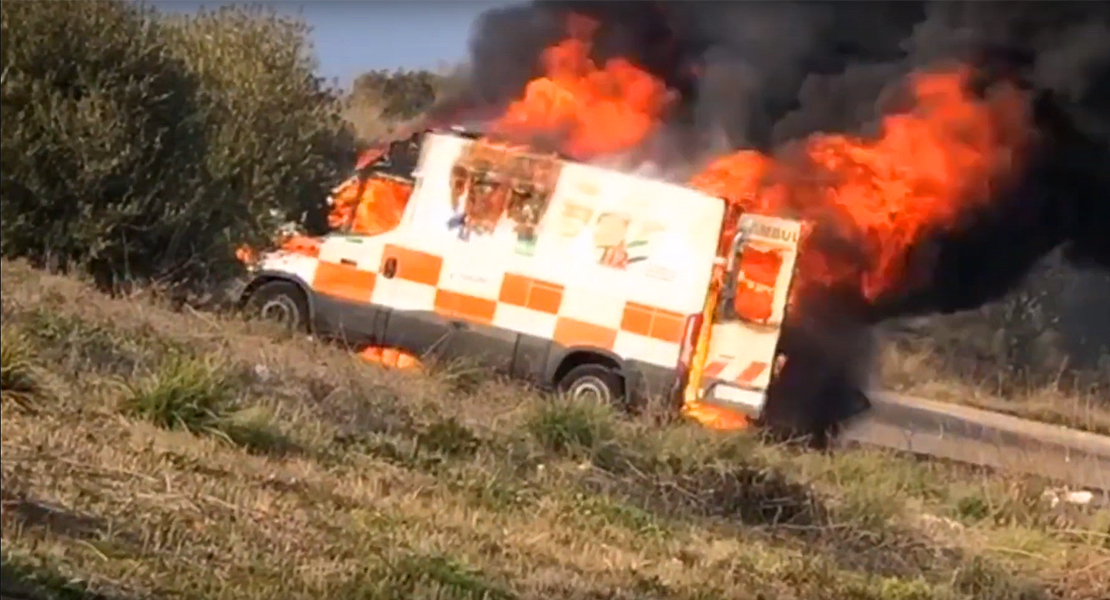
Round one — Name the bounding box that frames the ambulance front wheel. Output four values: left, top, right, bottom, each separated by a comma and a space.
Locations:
557, 364, 625, 407
244, 280, 309, 334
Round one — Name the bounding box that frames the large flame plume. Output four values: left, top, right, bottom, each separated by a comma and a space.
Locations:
488, 14, 675, 160
480, 14, 1033, 309
693, 67, 1031, 303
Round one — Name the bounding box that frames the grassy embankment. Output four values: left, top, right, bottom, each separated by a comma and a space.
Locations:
2, 259, 1108, 600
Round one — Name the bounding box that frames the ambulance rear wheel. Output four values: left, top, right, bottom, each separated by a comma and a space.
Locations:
557, 364, 625, 407
244, 280, 309, 334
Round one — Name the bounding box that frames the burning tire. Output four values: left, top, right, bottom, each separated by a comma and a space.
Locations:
243, 280, 309, 334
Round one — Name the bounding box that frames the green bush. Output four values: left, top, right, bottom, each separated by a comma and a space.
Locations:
0, 1, 356, 291
343, 65, 468, 142
352, 68, 442, 121
161, 5, 358, 240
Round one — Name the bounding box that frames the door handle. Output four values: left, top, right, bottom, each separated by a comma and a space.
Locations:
382, 257, 398, 278
339, 258, 357, 266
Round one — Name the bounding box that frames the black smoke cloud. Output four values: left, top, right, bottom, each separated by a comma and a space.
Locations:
447, 0, 1110, 314
867, 1, 1110, 318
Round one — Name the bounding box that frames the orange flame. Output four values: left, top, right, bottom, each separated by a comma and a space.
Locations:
494, 19, 1030, 303
359, 345, 422, 370
490, 15, 675, 160
235, 174, 411, 268
733, 247, 784, 323
234, 233, 320, 266
328, 176, 413, 236
691, 66, 1031, 301
279, 234, 321, 258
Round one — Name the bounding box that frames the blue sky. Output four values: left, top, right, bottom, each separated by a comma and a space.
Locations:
151, 1, 520, 89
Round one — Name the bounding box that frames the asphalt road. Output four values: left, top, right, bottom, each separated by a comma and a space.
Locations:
840, 391, 1110, 495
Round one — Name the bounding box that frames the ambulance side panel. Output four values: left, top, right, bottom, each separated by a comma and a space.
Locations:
295, 132, 724, 402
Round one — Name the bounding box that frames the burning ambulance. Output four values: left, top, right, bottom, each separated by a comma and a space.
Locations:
237, 128, 813, 429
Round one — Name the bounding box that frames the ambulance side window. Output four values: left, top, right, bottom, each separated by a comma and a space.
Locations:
505, 178, 551, 243
465, 169, 510, 236
449, 167, 551, 239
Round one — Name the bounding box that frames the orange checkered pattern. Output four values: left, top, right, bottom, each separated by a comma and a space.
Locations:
307, 241, 689, 368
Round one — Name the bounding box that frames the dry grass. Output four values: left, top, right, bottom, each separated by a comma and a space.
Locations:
875, 259, 1110, 436
2, 259, 1108, 600
878, 336, 1110, 437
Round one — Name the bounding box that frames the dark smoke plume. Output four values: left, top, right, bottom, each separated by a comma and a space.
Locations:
444, 0, 1110, 439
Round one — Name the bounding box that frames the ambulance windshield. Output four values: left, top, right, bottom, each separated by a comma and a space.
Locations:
325, 133, 425, 236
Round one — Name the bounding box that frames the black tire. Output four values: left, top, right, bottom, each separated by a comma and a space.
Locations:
244, 280, 309, 333
556, 364, 625, 407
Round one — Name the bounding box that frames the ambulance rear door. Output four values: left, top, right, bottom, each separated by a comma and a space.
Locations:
698, 213, 802, 417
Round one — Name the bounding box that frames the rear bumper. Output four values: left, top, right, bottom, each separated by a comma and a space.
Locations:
697, 380, 767, 417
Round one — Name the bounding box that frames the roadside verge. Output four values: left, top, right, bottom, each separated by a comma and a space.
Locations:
843, 391, 1110, 495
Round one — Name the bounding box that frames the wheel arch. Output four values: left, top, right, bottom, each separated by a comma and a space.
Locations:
548, 346, 627, 387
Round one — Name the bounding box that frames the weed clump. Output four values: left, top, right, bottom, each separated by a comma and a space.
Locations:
120, 354, 235, 434
1, 326, 42, 408
220, 405, 302, 457
525, 398, 617, 457
418, 417, 482, 458
121, 355, 299, 456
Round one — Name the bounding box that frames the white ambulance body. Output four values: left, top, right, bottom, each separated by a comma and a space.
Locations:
239, 131, 803, 419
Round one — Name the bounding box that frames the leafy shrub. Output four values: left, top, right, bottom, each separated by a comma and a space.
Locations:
161, 5, 358, 240
352, 68, 442, 121
0, 1, 356, 291
1, 0, 202, 286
